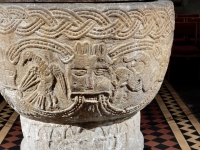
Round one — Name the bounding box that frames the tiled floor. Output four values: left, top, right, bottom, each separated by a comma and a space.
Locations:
141, 99, 181, 150
0, 81, 200, 150
159, 82, 200, 150
0, 117, 22, 150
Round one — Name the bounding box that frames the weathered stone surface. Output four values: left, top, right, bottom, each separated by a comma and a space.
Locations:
0, 1, 174, 124
20, 112, 143, 150
0, 1, 174, 149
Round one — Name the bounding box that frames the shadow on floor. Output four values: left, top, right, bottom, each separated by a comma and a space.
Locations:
167, 58, 200, 122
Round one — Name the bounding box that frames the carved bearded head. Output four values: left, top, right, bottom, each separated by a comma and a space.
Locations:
69, 42, 114, 105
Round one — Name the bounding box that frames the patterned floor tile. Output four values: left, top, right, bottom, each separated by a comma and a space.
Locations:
141, 99, 181, 150
159, 84, 200, 150
0, 104, 15, 131
0, 117, 22, 150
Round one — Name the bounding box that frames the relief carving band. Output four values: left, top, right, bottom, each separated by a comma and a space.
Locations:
0, 2, 174, 124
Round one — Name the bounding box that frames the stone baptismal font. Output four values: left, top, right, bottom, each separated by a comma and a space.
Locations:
0, 0, 174, 149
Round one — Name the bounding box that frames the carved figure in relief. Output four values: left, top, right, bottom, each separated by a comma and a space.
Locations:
17, 51, 68, 111
0, 3, 174, 150
67, 41, 145, 116
113, 67, 142, 107
5, 38, 153, 118
69, 42, 114, 115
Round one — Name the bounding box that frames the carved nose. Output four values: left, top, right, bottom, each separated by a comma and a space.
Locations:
86, 75, 94, 90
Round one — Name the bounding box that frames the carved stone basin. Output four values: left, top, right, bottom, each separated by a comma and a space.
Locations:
0, 1, 174, 149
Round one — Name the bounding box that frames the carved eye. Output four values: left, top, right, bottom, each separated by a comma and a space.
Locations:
95, 69, 107, 76
72, 69, 87, 76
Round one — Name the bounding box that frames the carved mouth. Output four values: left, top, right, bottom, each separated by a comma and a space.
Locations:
71, 92, 110, 103
69, 92, 126, 117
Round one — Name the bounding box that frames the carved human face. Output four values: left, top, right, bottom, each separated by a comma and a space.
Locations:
69, 54, 114, 102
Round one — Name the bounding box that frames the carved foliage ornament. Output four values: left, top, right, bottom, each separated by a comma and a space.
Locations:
0, 2, 174, 123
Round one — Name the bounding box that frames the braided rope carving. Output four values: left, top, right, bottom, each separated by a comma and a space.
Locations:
0, 6, 174, 40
